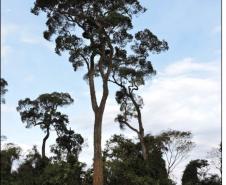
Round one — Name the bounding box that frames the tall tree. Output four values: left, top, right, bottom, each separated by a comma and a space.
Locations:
158, 130, 195, 177
109, 29, 168, 160
17, 92, 74, 158
31, 1, 168, 184
0, 78, 8, 104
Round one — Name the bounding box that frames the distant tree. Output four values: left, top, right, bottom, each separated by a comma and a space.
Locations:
14, 145, 43, 185
14, 133, 86, 185
0, 78, 8, 104
17, 92, 74, 158
0, 143, 21, 185
40, 161, 85, 185
103, 134, 174, 185
182, 159, 209, 185
207, 142, 222, 176
50, 128, 84, 163
182, 159, 221, 185
158, 130, 195, 177
31, 1, 168, 184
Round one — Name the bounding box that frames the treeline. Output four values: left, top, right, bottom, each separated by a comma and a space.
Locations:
1, 133, 221, 185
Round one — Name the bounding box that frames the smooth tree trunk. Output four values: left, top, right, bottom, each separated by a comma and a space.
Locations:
42, 127, 50, 159
93, 109, 104, 185
89, 71, 109, 185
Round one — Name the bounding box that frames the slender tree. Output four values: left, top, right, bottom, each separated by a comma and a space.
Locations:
109, 35, 168, 159
158, 130, 195, 177
17, 92, 74, 158
31, 1, 168, 184
109, 27, 169, 160
113, 86, 148, 160
0, 78, 8, 104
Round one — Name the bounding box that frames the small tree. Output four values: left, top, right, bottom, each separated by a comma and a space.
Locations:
17, 92, 74, 158
0, 78, 8, 104
51, 128, 84, 163
182, 159, 209, 185
158, 130, 195, 177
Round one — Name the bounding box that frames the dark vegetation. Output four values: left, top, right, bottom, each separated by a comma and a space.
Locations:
0, 0, 221, 184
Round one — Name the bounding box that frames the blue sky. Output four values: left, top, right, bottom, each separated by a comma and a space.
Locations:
1, 0, 221, 183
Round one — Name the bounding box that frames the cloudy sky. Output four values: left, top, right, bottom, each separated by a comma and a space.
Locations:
1, 0, 221, 183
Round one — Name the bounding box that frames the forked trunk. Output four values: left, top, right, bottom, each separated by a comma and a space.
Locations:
88, 51, 111, 185
42, 127, 50, 159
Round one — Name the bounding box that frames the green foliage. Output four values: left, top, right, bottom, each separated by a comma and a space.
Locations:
182, 159, 222, 185
16, 92, 74, 158
51, 128, 84, 162
0, 143, 21, 185
0, 78, 8, 104
12, 146, 44, 185
17, 92, 74, 131
40, 161, 85, 185
103, 135, 174, 185
30, 0, 149, 73
1, 142, 85, 185
182, 159, 209, 185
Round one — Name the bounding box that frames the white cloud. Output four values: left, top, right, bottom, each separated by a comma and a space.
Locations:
1, 22, 55, 62
1, 24, 18, 61
138, 58, 221, 184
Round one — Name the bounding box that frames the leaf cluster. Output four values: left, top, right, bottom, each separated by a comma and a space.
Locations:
16, 92, 74, 132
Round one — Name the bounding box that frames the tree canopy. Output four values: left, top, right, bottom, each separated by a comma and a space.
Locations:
17, 92, 74, 158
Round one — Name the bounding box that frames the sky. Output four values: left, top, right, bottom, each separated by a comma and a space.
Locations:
1, 0, 221, 184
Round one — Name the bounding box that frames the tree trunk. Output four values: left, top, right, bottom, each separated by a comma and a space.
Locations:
139, 131, 148, 160
88, 49, 111, 185
130, 95, 148, 160
93, 110, 104, 185
42, 127, 50, 159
